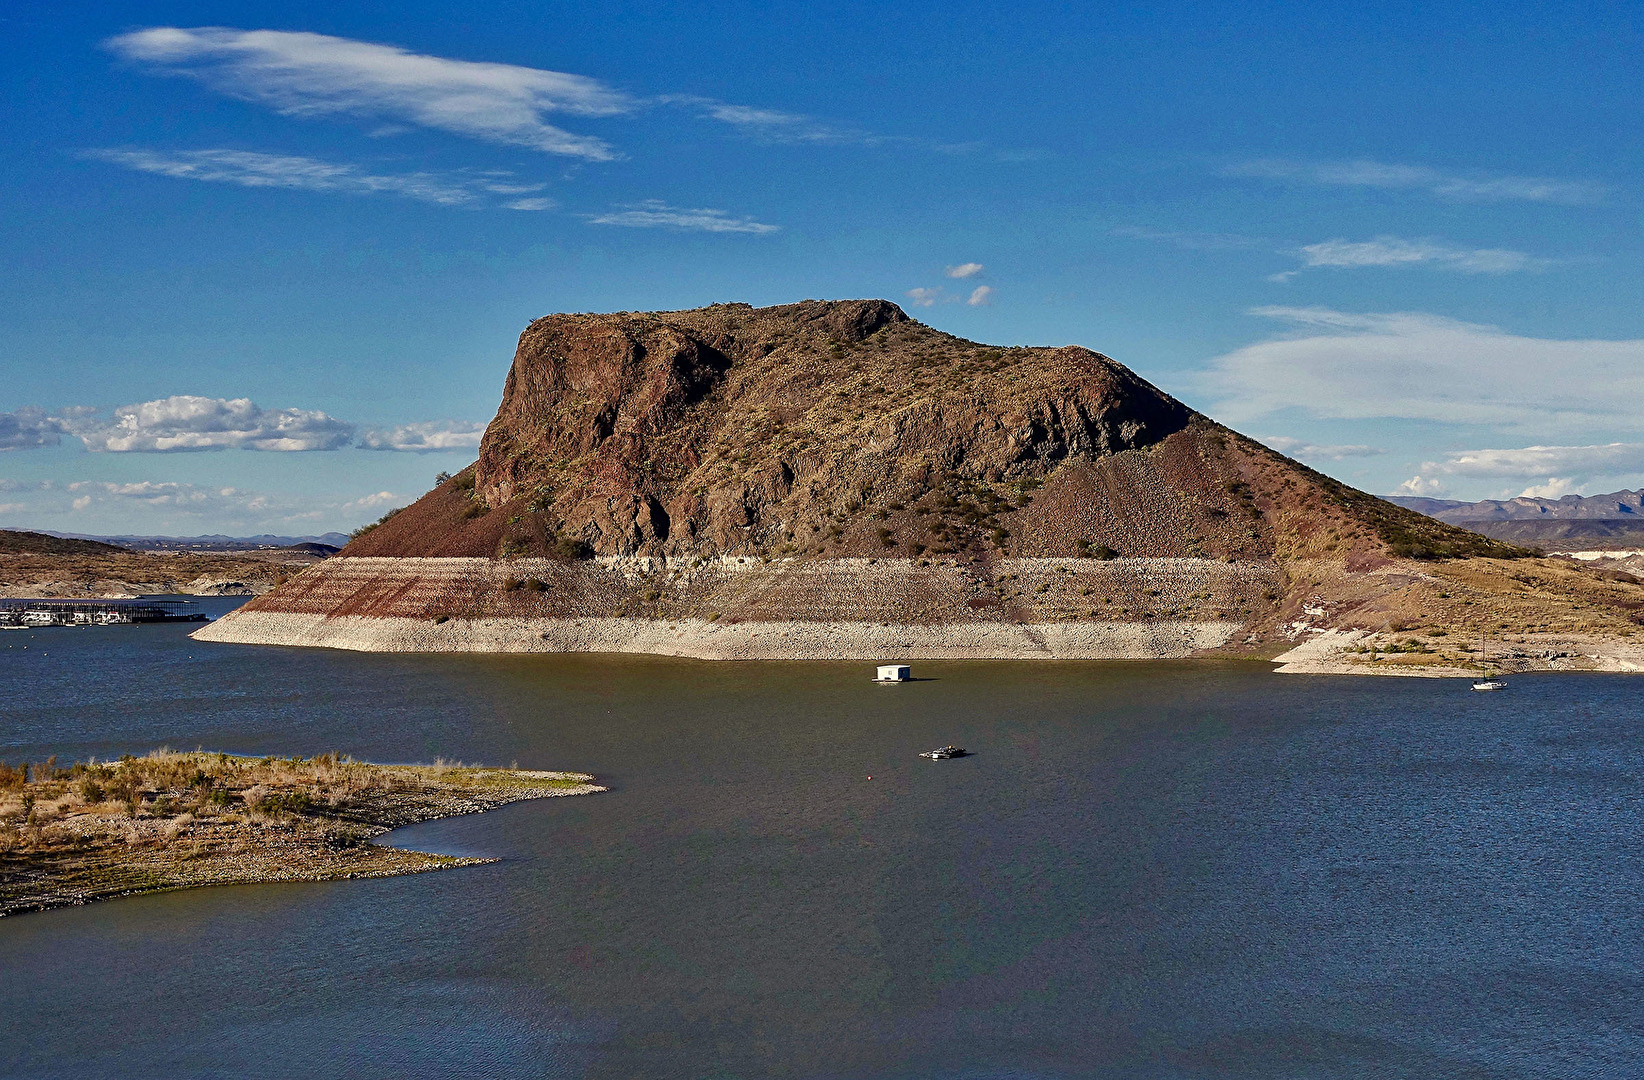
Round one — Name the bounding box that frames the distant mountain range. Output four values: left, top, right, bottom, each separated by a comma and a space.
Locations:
10, 530, 350, 552
1386, 489, 1644, 550
1386, 489, 1644, 523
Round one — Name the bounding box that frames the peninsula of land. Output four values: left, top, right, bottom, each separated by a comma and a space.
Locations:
194, 299, 1644, 675
0, 751, 604, 917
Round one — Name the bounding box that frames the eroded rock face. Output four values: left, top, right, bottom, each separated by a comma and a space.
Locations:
344, 298, 1506, 569
449, 300, 1192, 558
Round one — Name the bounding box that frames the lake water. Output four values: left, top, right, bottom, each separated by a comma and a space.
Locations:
3, 598, 1643, 1078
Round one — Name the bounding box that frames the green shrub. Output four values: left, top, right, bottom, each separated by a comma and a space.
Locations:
551, 535, 594, 560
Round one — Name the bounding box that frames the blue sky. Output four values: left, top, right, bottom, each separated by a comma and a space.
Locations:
2, 1, 1641, 534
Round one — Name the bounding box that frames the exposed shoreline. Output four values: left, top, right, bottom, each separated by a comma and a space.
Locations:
1272, 628, 1644, 677
0, 752, 604, 918
193, 609, 1244, 659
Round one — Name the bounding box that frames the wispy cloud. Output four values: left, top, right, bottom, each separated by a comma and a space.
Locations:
1269, 236, 1545, 281
945, 262, 984, 279
1260, 435, 1384, 460
1202, 307, 1644, 431
83, 147, 544, 207
905, 287, 943, 308
358, 420, 486, 452
966, 285, 994, 306
1224, 158, 1610, 205
1397, 443, 1644, 499
588, 199, 778, 233
1111, 226, 1264, 251
105, 27, 915, 165
106, 27, 630, 161
1427, 443, 1644, 478
666, 97, 880, 146
67, 480, 274, 513
48, 480, 407, 528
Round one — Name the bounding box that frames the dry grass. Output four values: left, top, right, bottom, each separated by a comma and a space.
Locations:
0, 750, 602, 917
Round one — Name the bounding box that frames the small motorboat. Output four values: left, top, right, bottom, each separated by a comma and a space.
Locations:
1471, 679, 1507, 692
919, 745, 967, 759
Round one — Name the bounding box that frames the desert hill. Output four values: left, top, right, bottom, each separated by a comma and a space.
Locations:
0, 530, 129, 556
199, 300, 1644, 672
0, 529, 330, 599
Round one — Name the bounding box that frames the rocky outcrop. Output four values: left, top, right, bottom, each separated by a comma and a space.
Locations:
203, 299, 1644, 668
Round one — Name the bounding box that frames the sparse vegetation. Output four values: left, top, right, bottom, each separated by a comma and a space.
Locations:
351, 506, 406, 539
0, 750, 601, 917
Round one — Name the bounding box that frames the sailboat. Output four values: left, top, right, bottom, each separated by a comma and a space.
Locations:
1471, 628, 1506, 691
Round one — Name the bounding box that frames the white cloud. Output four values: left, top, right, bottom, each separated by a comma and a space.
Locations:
78, 396, 355, 452
0, 407, 66, 451
588, 200, 778, 234
357, 420, 486, 452
1, 399, 492, 455
106, 27, 628, 161
1202, 307, 1644, 431
1396, 475, 1449, 497
905, 287, 943, 307
1289, 236, 1543, 275
946, 263, 984, 279
1423, 443, 1644, 479
1224, 158, 1610, 205
966, 285, 994, 306
1519, 478, 1579, 498
340, 490, 401, 512
83, 147, 501, 206
503, 197, 555, 211
1260, 436, 1384, 460
104, 28, 891, 165
1395, 444, 1644, 502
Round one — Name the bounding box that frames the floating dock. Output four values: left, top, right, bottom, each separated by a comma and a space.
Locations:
0, 598, 208, 627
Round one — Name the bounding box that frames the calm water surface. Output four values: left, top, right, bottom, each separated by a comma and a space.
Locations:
2, 598, 1642, 1078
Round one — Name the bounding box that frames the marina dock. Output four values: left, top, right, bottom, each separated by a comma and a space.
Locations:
0, 598, 208, 627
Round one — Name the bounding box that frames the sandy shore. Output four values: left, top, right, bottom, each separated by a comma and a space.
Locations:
193, 610, 1243, 659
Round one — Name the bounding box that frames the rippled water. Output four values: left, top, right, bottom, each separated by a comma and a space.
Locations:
3, 599, 1643, 1078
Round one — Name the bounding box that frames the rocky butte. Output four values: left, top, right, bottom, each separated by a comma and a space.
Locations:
196, 300, 1644, 674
